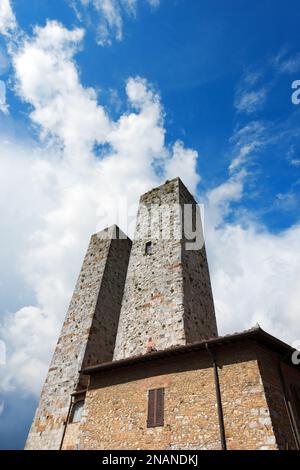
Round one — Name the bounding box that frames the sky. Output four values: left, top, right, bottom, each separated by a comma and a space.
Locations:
0, 0, 300, 449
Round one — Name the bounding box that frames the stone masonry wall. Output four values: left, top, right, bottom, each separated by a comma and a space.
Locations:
179, 179, 218, 342
113, 178, 217, 360
217, 343, 277, 450
72, 352, 221, 450
70, 345, 280, 450
25, 226, 131, 450
257, 345, 300, 449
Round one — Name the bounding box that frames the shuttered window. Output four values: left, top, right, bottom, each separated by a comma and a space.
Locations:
147, 388, 164, 428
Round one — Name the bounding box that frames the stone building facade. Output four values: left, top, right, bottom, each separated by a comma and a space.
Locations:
25, 178, 300, 450
63, 329, 300, 450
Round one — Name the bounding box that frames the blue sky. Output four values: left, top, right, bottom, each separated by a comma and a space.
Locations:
0, 0, 300, 449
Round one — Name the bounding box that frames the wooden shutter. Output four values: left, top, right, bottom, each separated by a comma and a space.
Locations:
147, 389, 155, 427
147, 388, 164, 428
155, 388, 164, 426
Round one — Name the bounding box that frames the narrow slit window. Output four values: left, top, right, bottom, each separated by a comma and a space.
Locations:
147, 388, 164, 428
145, 241, 152, 255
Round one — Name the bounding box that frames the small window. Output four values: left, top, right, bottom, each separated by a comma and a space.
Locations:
70, 400, 84, 423
147, 388, 164, 428
145, 241, 152, 255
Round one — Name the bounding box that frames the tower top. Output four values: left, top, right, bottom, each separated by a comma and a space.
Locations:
93, 224, 130, 241
113, 176, 217, 360
140, 177, 197, 204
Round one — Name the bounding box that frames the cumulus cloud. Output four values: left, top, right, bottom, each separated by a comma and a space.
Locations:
12, 21, 111, 158
0, 0, 16, 37
205, 121, 300, 342
165, 141, 200, 194
206, 216, 300, 341
72, 0, 159, 45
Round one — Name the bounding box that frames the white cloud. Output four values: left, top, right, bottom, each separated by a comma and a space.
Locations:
73, 0, 159, 45
12, 21, 111, 158
207, 171, 244, 228
1, 306, 57, 395
234, 87, 267, 114
91, 0, 123, 44
275, 191, 297, 211
279, 56, 300, 74
0, 0, 16, 36
229, 121, 266, 172
0, 79, 8, 113
147, 0, 160, 6
273, 50, 300, 74
207, 219, 300, 342
289, 159, 300, 167
234, 49, 300, 115
165, 141, 200, 194
0, 46, 9, 74
287, 146, 300, 167
204, 122, 300, 342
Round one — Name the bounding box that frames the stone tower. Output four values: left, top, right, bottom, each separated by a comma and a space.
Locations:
113, 177, 217, 360
25, 226, 131, 450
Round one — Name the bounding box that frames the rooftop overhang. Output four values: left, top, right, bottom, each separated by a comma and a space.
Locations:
81, 326, 300, 376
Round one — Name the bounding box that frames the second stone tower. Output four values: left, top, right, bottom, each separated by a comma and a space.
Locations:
113, 177, 218, 360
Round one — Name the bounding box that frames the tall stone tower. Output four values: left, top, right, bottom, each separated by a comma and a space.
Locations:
113, 177, 217, 360
25, 226, 131, 450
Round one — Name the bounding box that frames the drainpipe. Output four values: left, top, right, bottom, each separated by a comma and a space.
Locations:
277, 357, 300, 450
206, 343, 227, 450
59, 395, 74, 451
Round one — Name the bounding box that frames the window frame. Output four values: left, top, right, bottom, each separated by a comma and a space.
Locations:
69, 399, 85, 424
147, 388, 165, 428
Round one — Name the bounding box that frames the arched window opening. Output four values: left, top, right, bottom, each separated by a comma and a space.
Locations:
70, 400, 84, 423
